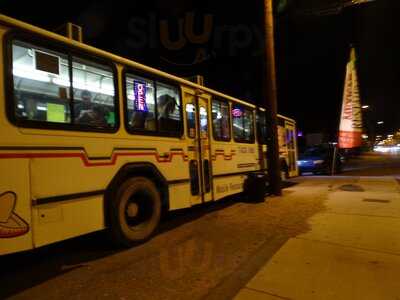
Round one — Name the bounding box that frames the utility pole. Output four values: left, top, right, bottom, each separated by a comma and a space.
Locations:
263, 0, 282, 196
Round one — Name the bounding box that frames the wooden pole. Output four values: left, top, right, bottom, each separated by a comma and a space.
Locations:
263, 0, 282, 196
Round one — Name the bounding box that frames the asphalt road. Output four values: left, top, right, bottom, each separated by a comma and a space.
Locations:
341, 152, 400, 176
0, 183, 325, 300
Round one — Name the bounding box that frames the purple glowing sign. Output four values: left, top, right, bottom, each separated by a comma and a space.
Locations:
232, 108, 242, 118
133, 80, 148, 112
297, 131, 303, 137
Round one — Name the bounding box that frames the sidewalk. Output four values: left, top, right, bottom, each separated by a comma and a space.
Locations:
234, 176, 400, 300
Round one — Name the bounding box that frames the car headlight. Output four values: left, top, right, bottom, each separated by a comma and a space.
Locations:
313, 160, 324, 165
297, 160, 307, 166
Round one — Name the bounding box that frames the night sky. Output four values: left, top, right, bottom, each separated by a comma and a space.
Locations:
1, 0, 398, 139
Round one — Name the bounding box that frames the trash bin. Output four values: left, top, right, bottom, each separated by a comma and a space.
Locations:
243, 172, 269, 202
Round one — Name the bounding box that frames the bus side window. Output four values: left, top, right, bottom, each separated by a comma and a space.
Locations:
11, 39, 118, 131
243, 109, 255, 141
125, 74, 156, 132
124, 74, 181, 136
232, 104, 255, 143
12, 40, 71, 123
72, 57, 116, 128
156, 82, 182, 135
212, 99, 230, 141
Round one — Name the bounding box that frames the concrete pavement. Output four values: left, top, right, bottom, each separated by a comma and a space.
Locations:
235, 176, 400, 300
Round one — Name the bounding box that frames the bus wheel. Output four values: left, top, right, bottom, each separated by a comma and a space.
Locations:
109, 177, 161, 247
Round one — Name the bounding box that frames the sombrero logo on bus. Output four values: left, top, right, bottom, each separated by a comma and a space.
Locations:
232, 108, 242, 118
134, 80, 148, 112
0, 192, 29, 238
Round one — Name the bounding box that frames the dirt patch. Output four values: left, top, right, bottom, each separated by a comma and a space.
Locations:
339, 184, 365, 192
363, 199, 391, 203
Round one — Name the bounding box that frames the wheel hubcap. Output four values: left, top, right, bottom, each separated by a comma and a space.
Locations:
126, 203, 139, 218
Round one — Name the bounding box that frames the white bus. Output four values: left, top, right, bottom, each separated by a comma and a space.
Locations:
0, 15, 297, 255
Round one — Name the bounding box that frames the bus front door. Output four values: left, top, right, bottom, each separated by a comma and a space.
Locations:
184, 88, 213, 205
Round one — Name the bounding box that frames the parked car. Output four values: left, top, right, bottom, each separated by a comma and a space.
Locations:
298, 144, 342, 175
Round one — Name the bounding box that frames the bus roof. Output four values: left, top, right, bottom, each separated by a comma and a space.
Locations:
277, 114, 296, 124
0, 14, 255, 108
258, 108, 296, 124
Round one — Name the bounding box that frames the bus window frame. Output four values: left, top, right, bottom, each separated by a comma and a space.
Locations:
4, 30, 120, 134
231, 103, 255, 144
122, 66, 184, 138
211, 97, 231, 142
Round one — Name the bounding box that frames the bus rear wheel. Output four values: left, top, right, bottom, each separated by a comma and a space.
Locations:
108, 177, 161, 247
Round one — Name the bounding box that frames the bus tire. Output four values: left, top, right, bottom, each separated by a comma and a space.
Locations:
108, 176, 161, 247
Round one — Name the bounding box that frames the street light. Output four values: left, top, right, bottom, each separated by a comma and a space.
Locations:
377, 121, 384, 125
298, 0, 377, 16
344, 0, 376, 5
362, 105, 370, 109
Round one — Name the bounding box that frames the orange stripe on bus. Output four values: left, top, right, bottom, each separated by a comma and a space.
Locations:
0, 149, 239, 165
0, 151, 189, 167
